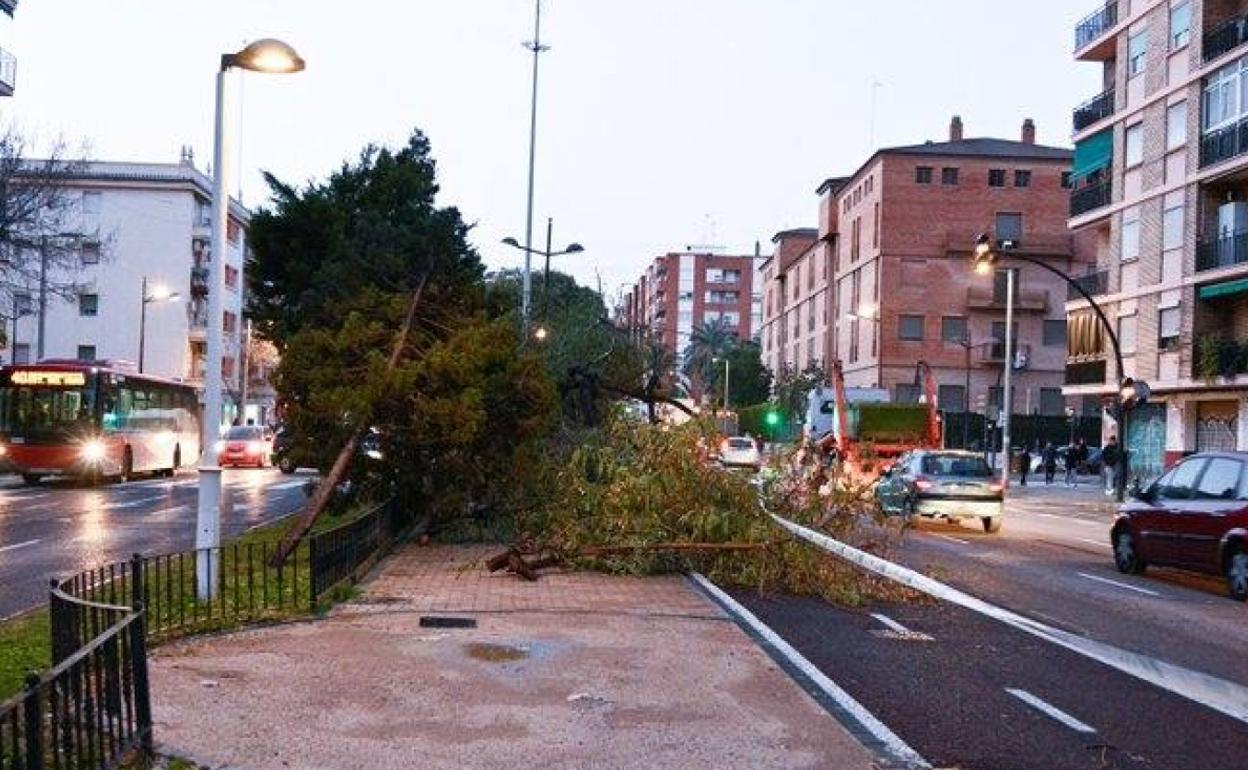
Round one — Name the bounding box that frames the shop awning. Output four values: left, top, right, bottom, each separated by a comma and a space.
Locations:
1071, 130, 1113, 181
1198, 277, 1248, 299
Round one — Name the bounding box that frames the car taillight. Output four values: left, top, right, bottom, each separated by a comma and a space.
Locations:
913, 477, 934, 491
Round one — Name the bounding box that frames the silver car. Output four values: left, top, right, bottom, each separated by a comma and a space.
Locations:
875, 450, 1004, 533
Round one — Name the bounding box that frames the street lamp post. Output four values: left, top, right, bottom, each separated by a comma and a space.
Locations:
520, 0, 550, 333
138, 277, 181, 373
713, 355, 730, 410
502, 217, 583, 341
196, 38, 304, 600
972, 234, 1138, 502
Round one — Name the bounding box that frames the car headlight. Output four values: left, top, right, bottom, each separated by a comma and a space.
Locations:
248, 441, 265, 453
365, 449, 384, 461
80, 440, 106, 463
214, 440, 226, 453
0, 444, 6, 457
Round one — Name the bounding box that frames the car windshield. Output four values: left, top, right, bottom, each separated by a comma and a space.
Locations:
226, 426, 264, 441
726, 438, 754, 450
921, 454, 992, 477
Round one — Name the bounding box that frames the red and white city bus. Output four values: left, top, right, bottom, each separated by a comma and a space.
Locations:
0, 361, 200, 485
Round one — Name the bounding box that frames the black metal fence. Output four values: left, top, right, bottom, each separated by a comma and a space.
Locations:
1203, 14, 1248, 63
1070, 179, 1112, 217
1074, 1, 1117, 51
309, 499, 404, 609
942, 412, 1103, 452
1200, 116, 1248, 169
1072, 88, 1114, 132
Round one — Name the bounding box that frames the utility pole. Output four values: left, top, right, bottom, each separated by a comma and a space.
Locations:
36, 236, 48, 361
521, 0, 549, 333
139, 276, 149, 372
239, 319, 252, 423
1001, 268, 1016, 488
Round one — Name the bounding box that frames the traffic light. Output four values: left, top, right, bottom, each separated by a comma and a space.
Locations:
1119, 378, 1151, 410
764, 408, 781, 427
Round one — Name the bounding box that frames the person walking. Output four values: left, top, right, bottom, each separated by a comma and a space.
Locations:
1042, 441, 1058, 485
1102, 435, 1121, 496
1018, 443, 1031, 487
1066, 438, 1086, 487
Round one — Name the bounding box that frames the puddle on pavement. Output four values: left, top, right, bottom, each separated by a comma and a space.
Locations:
465, 642, 528, 662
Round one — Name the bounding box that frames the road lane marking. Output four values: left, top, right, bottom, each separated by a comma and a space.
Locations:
267, 480, 308, 492
870, 613, 934, 642
1077, 572, 1160, 597
1076, 537, 1108, 548
0, 539, 39, 554
689, 573, 931, 770
1005, 688, 1097, 734
772, 514, 1248, 725
101, 495, 168, 510
931, 533, 969, 545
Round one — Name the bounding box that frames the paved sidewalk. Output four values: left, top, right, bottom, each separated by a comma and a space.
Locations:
150, 545, 878, 770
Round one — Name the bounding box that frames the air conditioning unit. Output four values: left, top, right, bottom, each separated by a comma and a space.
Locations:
1013, 349, 1029, 370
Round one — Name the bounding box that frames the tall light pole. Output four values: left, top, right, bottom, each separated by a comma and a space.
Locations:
520, 0, 550, 333
197, 38, 304, 600
1001, 267, 1016, 487
138, 277, 181, 373
502, 217, 583, 340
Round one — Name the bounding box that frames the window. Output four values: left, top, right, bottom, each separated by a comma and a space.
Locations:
1159, 306, 1181, 345
872, 202, 880, 248
79, 293, 99, 317
941, 167, 959, 185
1128, 30, 1148, 77
13, 292, 32, 315
1061, 171, 1073, 189
1121, 209, 1141, 261
227, 219, 241, 245
941, 316, 967, 342
80, 242, 101, 265
223, 310, 237, 334
899, 314, 924, 341
895, 383, 920, 404
1118, 314, 1138, 354
225, 265, 239, 289
993, 270, 1011, 304
938, 385, 966, 412
916, 166, 933, 184
1125, 123, 1143, 167
76, 345, 96, 361
13, 343, 30, 364
1156, 458, 1205, 499
1195, 458, 1242, 499
1039, 388, 1065, 416
722, 269, 741, 284
995, 212, 1023, 243
1167, 101, 1188, 150
1043, 319, 1067, 346
1203, 61, 1239, 131
849, 318, 860, 363
1171, 1, 1191, 49
1163, 203, 1184, 251
988, 169, 1006, 187
1014, 170, 1031, 188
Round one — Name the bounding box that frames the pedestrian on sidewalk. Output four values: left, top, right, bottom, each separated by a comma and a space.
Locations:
1102, 435, 1121, 496
1042, 441, 1058, 485
1017, 444, 1031, 486
1066, 438, 1086, 487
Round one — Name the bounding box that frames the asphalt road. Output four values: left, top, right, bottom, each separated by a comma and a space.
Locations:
731, 481, 1248, 770
0, 469, 315, 618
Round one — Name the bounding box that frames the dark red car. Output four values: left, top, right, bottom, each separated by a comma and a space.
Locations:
1111, 451, 1248, 602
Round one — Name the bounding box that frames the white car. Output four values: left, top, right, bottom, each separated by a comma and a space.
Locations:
719, 437, 761, 471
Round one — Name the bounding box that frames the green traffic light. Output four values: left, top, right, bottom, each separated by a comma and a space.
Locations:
765, 410, 780, 426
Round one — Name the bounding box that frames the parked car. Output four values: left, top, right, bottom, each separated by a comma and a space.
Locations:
216, 425, 274, 469
719, 436, 761, 471
875, 450, 1004, 533
1111, 451, 1248, 602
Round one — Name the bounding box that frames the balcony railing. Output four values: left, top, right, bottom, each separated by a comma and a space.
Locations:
1200, 117, 1248, 168
1070, 179, 1112, 217
1203, 15, 1248, 63
1066, 359, 1107, 386
1067, 269, 1107, 300
1196, 233, 1248, 272
1073, 88, 1115, 132
1074, 1, 1118, 51
0, 48, 15, 97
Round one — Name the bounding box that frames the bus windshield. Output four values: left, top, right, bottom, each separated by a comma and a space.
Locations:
0, 379, 98, 440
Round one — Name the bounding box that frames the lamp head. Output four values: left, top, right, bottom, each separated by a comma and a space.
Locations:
226, 39, 305, 74
501, 237, 521, 248
533, 325, 549, 342
565, 243, 585, 254
972, 232, 996, 274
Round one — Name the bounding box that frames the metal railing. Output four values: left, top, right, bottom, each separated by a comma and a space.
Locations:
1068, 269, 1107, 300
1203, 15, 1248, 63
1074, 1, 1117, 51
1066, 359, 1107, 385
309, 499, 403, 608
1073, 88, 1115, 132
1196, 233, 1248, 272
1200, 117, 1248, 168
1070, 179, 1112, 217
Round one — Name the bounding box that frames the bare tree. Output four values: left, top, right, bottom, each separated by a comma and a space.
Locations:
0, 122, 109, 353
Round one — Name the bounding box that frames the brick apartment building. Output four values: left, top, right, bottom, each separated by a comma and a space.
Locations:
620, 250, 762, 357
1065, 0, 1248, 480
761, 117, 1096, 421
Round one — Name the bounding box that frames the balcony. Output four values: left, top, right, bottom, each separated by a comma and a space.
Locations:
967, 286, 1049, 313
1196, 233, 1248, 272
1070, 179, 1112, 217
1066, 359, 1107, 386
981, 342, 1032, 367
1073, 88, 1115, 133
0, 48, 15, 98
1067, 269, 1107, 300
1203, 14, 1248, 64
1201, 118, 1248, 169
1074, 2, 1118, 56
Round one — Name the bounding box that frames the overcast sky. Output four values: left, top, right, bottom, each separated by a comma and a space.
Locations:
6, 1, 1102, 301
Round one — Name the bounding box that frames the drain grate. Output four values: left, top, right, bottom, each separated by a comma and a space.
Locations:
419, 616, 478, 629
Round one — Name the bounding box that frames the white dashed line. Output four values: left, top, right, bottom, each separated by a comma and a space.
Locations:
932, 533, 969, 545
870, 613, 934, 641
1076, 572, 1160, 597
1005, 688, 1097, 734
1076, 537, 1108, 548
0, 539, 39, 554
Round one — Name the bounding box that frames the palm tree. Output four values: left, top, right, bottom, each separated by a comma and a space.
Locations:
682, 318, 735, 401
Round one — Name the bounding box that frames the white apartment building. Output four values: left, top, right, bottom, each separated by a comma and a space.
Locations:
1066, 0, 1248, 480
4, 155, 252, 420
